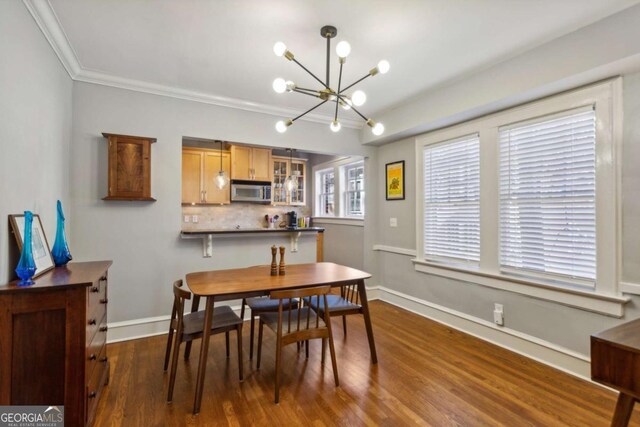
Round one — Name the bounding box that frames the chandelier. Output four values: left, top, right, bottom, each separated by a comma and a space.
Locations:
272, 25, 389, 135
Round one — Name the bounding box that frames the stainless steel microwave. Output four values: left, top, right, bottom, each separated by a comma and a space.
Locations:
230, 180, 272, 203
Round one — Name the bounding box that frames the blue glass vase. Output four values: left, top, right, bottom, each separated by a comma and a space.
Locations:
51, 200, 72, 266
15, 211, 37, 286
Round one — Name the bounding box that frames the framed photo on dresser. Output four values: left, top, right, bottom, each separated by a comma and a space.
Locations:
9, 213, 55, 277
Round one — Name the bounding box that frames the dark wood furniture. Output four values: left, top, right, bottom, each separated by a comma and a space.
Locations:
0, 261, 112, 426
102, 132, 156, 201
592, 318, 640, 427
185, 262, 375, 414
256, 285, 339, 403
240, 296, 298, 360
165, 280, 243, 402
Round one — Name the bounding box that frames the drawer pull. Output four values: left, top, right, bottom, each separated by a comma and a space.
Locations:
99, 326, 108, 332
100, 276, 107, 282
88, 319, 97, 325
100, 356, 108, 363
100, 298, 109, 304
91, 286, 99, 293
89, 354, 97, 361
88, 391, 97, 399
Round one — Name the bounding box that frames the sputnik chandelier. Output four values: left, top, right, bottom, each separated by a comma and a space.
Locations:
272, 25, 389, 135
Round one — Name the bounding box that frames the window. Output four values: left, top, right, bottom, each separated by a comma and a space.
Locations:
423, 135, 480, 265
344, 162, 365, 217
317, 169, 335, 216
500, 108, 596, 284
414, 79, 622, 315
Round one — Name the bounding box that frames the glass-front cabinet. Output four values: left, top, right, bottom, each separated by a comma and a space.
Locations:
272, 157, 306, 206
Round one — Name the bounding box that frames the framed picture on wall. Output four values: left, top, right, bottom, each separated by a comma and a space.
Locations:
9, 213, 55, 278
385, 160, 405, 200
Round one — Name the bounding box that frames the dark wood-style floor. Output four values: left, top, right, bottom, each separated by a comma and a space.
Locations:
94, 301, 640, 426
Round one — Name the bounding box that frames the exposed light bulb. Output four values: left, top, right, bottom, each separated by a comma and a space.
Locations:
275, 119, 292, 133
377, 60, 390, 74
372, 122, 385, 136
352, 90, 367, 106
340, 97, 352, 110
272, 78, 287, 94
215, 171, 229, 189
330, 120, 341, 132
336, 41, 351, 58
273, 42, 287, 57
285, 81, 296, 92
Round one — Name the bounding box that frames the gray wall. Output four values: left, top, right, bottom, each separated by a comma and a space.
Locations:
0, 1, 73, 283
373, 73, 640, 355
321, 224, 364, 270
70, 82, 374, 323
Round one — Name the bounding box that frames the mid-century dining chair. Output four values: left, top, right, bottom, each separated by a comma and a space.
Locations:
256, 285, 339, 403
305, 283, 362, 337
240, 296, 298, 359
165, 280, 244, 403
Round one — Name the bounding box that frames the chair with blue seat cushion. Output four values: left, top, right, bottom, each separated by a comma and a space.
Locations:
240, 296, 298, 359
304, 283, 362, 336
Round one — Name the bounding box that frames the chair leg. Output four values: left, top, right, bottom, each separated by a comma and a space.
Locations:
237, 324, 244, 382
305, 340, 309, 359
321, 338, 326, 365
342, 315, 347, 336
257, 321, 263, 370
225, 331, 230, 358
240, 299, 246, 320
184, 341, 193, 360
249, 314, 256, 359
163, 327, 175, 371
328, 331, 339, 387
275, 328, 282, 404
167, 335, 183, 402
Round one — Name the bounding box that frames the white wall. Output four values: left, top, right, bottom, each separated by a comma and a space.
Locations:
0, 1, 73, 283
70, 82, 375, 323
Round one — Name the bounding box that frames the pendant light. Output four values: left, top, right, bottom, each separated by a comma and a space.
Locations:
284, 149, 298, 193
214, 140, 229, 190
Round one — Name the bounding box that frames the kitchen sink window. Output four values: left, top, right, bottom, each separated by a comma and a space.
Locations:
313, 157, 366, 222
344, 161, 365, 217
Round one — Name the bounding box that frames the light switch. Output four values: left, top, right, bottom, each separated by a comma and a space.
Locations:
192, 215, 199, 223
390, 217, 398, 227
183, 215, 190, 223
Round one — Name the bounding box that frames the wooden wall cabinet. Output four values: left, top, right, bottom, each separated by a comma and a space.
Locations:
230, 145, 272, 181
0, 261, 112, 426
182, 148, 231, 205
102, 133, 156, 201
272, 156, 306, 206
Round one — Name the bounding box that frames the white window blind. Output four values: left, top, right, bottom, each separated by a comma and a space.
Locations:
499, 107, 596, 283
424, 135, 480, 264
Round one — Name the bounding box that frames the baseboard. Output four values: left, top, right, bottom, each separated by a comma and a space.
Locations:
373, 286, 592, 382
106, 285, 593, 384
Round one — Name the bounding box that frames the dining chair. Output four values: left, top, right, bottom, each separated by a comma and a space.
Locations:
256, 285, 339, 403
304, 282, 362, 337
165, 280, 243, 403
240, 296, 298, 359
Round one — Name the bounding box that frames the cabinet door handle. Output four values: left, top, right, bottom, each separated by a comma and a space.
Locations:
203, 190, 207, 202
88, 319, 97, 325
100, 356, 108, 363
89, 354, 97, 361
100, 326, 108, 332
100, 298, 109, 304
88, 391, 97, 399
91, 286, 99, 293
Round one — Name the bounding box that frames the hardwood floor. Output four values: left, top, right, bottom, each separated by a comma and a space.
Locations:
94, 301, 640, 426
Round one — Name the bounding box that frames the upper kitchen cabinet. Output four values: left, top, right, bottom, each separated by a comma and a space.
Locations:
231, 145, 272, 181
102, 133, 156, 201
272, 156, 306, 206
182, 148, 230, 205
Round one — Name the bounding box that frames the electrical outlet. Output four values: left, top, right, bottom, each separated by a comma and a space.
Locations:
183, 215, 190, 223
192, 215, 198, 223
390, 217, 398, 227
493, 303, 504, 326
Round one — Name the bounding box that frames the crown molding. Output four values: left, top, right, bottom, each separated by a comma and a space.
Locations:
22, 0, 363, 129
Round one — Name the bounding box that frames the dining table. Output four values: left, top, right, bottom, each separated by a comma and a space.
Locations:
185, 262, 376, 414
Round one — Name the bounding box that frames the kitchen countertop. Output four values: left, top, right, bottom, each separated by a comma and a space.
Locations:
181, 227, 324, 235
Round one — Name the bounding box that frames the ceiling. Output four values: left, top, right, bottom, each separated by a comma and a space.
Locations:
49, 0, 639, 125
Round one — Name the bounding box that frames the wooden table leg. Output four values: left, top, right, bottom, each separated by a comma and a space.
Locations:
357, 279, 378, 364
611, 393, 636, 427
193, 296, 214, 415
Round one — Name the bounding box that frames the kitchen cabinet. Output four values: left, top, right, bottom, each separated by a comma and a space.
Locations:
102, 133, 156, 201
272, 156, 306, 206
182, 148, 230, 205
231, 145, 272, 181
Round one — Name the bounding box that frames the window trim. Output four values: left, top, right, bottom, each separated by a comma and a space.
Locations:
313, 156, 366, 219
315, 168, 335, 218
414, 78, 625, 316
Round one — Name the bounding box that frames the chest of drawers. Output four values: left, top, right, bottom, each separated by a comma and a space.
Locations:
0, 261, 112, 426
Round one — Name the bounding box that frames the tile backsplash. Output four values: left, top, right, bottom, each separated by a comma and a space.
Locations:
182, 203, 311, 230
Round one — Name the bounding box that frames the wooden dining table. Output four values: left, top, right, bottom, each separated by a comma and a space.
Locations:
185, 262, 376, 414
